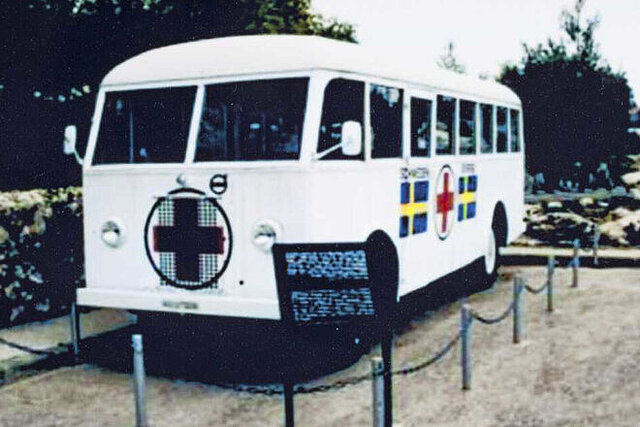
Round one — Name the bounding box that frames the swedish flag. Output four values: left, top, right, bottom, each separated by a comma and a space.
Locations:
458, 175, 477, 221
400, 180, 429, 237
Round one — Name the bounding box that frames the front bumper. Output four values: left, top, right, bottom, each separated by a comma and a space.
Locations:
77, 287, 280, 320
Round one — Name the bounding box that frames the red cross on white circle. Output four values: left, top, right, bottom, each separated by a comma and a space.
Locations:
436, 165, 455, 240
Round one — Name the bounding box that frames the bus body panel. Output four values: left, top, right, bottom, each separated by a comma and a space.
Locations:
78, 36, 526, 321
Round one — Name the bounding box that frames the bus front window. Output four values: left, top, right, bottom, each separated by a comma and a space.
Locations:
93, 86, 196, 165
195, 78, 308, 161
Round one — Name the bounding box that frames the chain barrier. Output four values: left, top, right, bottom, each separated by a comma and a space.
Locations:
392, 332, 460, 376
523, 280, 548, 295
214, 328, 461, 395
211, 371, 370, 396
0, 336, 64, 356
295, 372, 372, 394
211, 372, 374, 396
470, 300, 515, 325
215, 382, 284, 396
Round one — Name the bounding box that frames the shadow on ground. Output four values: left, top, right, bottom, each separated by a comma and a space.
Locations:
80, 259, 491, 386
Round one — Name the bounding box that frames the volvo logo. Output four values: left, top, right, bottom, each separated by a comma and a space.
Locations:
209, 174, 228, 195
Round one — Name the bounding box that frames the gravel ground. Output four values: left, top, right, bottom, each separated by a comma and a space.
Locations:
1, 266, 639, 426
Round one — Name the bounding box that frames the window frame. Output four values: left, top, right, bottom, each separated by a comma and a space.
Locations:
409, 94, 435, 159
90, 84, 201, 167
458, 99, 478, 156
368, 82, 405, 160
194, 77, 310, 162
315, 77, 366, 161
496, 105, 509, 153
86, 69, 525, 170
478, 103, 495, 155
87, 71, 317, 170
435, 94, 457, 157
509, 108, 522, 153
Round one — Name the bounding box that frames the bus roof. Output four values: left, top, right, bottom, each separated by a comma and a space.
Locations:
102, 35, 520, 105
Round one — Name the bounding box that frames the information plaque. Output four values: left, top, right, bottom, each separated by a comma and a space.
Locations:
273, 231, 399, 427
272, 231, 398, 329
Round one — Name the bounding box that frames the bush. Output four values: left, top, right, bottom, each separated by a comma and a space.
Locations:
0, 187, 83, 327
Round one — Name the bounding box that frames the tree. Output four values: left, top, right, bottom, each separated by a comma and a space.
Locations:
498, 0, 634, 190
437, 42, 466, 74
0, 0, 356, 189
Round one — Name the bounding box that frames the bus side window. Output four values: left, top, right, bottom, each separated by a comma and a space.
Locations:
410, 97, 432, 157
318, 78, 365, 160
510, 109, 521, 152
436, 95, 456, 155
459, 100, 476, 155
496, 106, 508, 153
479, 103, 493, 153
370, 84, 403, 159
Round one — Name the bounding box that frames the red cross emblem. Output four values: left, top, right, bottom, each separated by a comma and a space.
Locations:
153, 198, 225, 282
436, 166, 455, 240
144, 188, 233, 290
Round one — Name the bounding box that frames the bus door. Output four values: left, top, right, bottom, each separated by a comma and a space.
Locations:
399, 90, 453, 294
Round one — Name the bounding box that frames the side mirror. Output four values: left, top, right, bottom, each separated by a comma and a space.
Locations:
340, 121, 363, 157
63, 125, 77, 155
63, 125, 83, 166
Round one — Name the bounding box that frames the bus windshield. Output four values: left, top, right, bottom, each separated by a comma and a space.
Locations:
195, 78, 308, 161
93, 86, 196, 165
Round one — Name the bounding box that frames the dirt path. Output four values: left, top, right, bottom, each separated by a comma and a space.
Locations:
1, 266, 639, 426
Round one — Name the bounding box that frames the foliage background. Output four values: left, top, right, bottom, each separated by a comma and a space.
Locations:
0, 188, 83, 327
0, 0, 355, 190
498, 0, 636, 191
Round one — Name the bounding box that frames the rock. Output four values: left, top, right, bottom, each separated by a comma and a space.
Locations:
546, 201, 563, 212
0, 226, 8, 245
599, 209, 640, 246
526, 211, 596, 246
579, 197, 594, 207
622, 171, 640, 187
612, 186, 627, 196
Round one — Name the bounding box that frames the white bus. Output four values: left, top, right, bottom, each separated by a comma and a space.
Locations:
64, 35, 525, 323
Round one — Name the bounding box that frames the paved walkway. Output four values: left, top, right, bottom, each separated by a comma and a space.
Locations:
0, 309, 134, 375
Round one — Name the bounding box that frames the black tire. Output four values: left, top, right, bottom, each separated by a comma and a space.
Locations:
480, 209, 506, 289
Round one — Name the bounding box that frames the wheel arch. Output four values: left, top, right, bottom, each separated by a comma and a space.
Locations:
492, 202, 508, 247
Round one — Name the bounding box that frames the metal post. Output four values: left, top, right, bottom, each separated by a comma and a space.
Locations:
371, 357, 385, 427
547, 255, 554, 313
132, 335, 147, 427
593, 230, 600, 267
70, 302, 81, 362
380, 326, 393, 427
572, 239, 580, 288
284, 382, 294, 427
460, 304, 472, 390
513, 278, 522, 344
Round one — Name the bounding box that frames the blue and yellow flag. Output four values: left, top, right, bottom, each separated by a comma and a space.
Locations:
400, 180, 429, 237
458, 175, 477, 222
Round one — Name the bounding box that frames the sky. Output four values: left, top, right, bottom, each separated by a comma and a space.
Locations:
312, 0, 640, 99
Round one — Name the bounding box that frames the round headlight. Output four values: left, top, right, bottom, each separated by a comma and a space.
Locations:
101, 219, 124, 248
251, 220, 281, 252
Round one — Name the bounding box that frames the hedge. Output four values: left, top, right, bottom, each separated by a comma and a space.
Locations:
0, 187, 83, 328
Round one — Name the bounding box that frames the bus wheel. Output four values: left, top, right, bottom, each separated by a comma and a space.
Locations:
481, 213, 504, 289
483, 226, 498, 283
